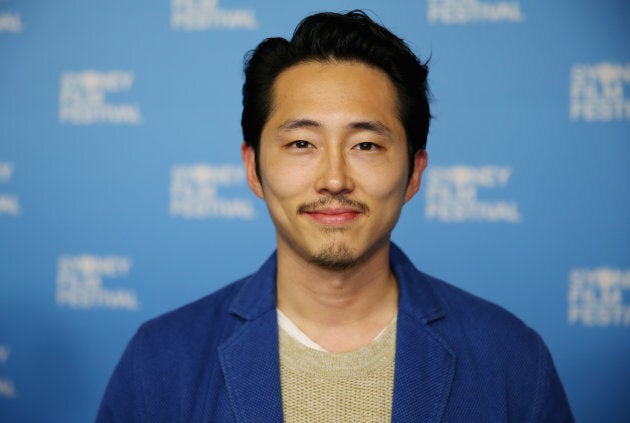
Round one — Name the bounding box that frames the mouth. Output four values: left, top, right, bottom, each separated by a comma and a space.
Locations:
298, 197, 368, 225
303, 207, 362, 225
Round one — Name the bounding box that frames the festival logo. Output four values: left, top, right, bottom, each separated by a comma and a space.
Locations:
59, 70, 142, 125
170, 163, 255, 220
570, 62, 630, 122
0, 344, 16, 399
56, 255, 139, 310
171, 0, 257, 31
425, 165, 522, 223
427, 0, 525, 25
0, 12, 22, 32
0, 161, 19, 216
568, 267, 630, 327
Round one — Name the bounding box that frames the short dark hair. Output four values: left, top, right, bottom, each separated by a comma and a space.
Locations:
241, 10, 431, 178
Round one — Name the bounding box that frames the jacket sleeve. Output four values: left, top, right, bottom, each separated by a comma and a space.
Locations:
529, 334, 574, 423
96, 329, 146, 423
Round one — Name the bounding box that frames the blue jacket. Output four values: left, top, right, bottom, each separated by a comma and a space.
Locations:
97, 245, 574, 422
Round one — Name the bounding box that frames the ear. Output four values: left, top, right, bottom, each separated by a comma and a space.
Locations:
241, 142, 264, 199
404, 149, 428, 203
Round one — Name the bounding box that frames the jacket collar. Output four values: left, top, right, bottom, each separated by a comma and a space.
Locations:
219, 252, 283, 422
389, 244, 455, 422
220, 244, 454, 423
228, 250, 278, 320
227, 244, 447, 323
390, 243, 446, 324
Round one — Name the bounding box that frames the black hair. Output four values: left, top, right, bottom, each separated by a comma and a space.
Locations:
241, 10, 431, 178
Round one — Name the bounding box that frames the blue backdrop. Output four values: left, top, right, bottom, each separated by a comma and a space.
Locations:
1, 1, 629, 421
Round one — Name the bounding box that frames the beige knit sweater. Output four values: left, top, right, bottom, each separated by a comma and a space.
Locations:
279, 318, 397, 422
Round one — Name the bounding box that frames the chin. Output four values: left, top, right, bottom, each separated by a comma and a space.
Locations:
308, 242, 358, 271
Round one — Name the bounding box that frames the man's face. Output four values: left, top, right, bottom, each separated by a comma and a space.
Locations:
242, 61, 427, 270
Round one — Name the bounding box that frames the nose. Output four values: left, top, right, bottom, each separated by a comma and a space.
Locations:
314, 147, 354, 195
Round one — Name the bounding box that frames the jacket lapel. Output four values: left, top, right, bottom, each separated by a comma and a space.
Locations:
216, 246, 456, 422
391, 312, 455, 423
390, 244, 456, 423
218, 309, 284, 423
218, 253, 284, 423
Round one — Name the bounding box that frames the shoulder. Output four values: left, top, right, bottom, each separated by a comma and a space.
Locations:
405, 268, 557, 393
97, 277, 253, 421
390, 243, 534, 345
420, 271, 541, 353
396, 261, 573, 420
392, 245, 545, 366
424, 273, 573, 420
392, 245, 535, 345
429, 274, 529, 330
134, 276, 249, 352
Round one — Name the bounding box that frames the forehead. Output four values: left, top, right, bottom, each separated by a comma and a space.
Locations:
267, 61, 401, 122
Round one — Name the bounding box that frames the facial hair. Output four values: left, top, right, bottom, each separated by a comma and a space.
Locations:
297, 195, 369, 216
308, 241, 357, 270
298, 195, 370, 271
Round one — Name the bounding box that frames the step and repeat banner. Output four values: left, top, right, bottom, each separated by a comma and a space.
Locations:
1, 1, 628, 421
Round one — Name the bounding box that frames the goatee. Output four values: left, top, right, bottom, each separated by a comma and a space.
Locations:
309, 242, 357, 271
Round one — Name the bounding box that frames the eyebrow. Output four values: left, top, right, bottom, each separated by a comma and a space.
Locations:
278, 118, 321, 131
278, 118, 392, 136
349, 120, 392, 136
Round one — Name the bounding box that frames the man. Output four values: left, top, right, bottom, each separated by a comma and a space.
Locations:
97, 10, 573, 422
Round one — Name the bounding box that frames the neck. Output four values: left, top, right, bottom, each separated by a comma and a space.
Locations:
276, 241, 398, 352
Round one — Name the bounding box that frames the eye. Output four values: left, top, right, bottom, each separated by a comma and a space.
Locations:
353, 142, 381, 151
288, 140, 314, 149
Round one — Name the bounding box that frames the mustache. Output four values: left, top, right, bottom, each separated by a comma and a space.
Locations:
297, 196, 370, 214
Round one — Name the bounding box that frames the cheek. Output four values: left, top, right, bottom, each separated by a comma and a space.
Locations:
358, 162, 409, 200
261, 160, 313, 200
